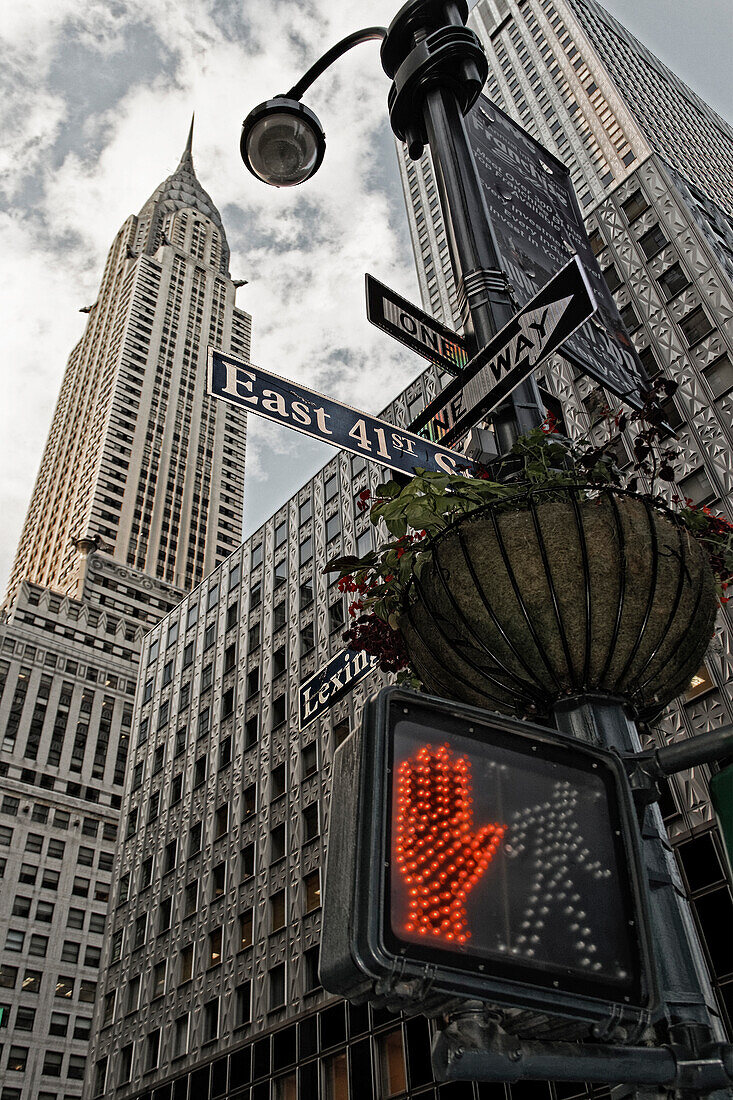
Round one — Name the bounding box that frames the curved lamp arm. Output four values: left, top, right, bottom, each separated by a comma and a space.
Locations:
286, 27, 387, 101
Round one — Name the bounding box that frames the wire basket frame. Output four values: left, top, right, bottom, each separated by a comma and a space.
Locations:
400, 484, 717, 719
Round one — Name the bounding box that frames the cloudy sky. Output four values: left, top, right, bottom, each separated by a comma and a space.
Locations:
1, 0, 731, 591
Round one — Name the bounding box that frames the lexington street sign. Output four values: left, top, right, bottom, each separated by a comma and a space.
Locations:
207, 348, 479, 478
365, 274, 468, 375
299, 649, 379, 730
409, 256, 597, 445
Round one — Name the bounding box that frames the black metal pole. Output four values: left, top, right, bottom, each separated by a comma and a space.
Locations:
419, 83, 544, 451
381, 0, 545, 453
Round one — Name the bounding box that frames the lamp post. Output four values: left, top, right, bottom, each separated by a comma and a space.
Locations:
240, 0, 545, 452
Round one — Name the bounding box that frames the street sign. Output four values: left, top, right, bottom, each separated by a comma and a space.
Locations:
321, 686, 656, 1028
299, 648, 379, 731
467, 96, 650, 411
207, 348, 479, 479
409, 256, 596, 444
365, 274, 468, 375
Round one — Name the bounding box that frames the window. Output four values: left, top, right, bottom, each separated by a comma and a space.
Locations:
301, 623, 315, 655
304, 945, 320, 992
146, 1028, 161, 1070
12, 896, 31, 918
25, 832, 43, 854
194, 755, 207, 787
189, 821, 202, 858
602, 263, 622, 293
271, 824, 286, 863
74, 1015, 92, 1041
5, 929, 24, 953
300, 578, 313, 608
329, 600, 345, 632
247, 668, 260, 698
271, 763, 286, 799
170, 774, 183, 805
325, 473, 338, 500
162, 660, 173, 686
221, 686, 235, 717
139, 856, 153, 889
204, 623, 216, 650
180, 944, 194, 983
89, 912, 106, 934
245, 714, 259, 748
356, 529, 371, 557
36, 901, 54, 923
241, 843, 255, 878
587, 226, 604, 255
159, 896, 172, 933
302, 742, 318, 778
40, 1049, 62, 1076
299, 497, 312, 525
272, 693, 287, 727
269, 964, 285, 1009
93, 1056, 109, 1096
270, 889, 286, 932
243, 783, 257, 817
204, 997, 219, 1041
237, 979, 252, 1025
184, 881, 198, 917
680, 306, 714, 346
173, 1014, 189, 1059
0, 965, 17, 989
118, 873, 130, 905
79, 979, 97, 1003
378, 1029, 407, 1097
679, 468, 716, 507
14, 1006, 35, 1031
300, 537, 313, 566
22, 970, 41, 993
229, 563, 241, 590
619, 301, 639, 332
212, 863, 226, 899
61, 941, 80, 963
47, 838, 65, 859
274, 601, 287, 630
239, 909, 254, 949
68, 1053, 86, 1080
251, 543, 263, 568
621, 189, 649, 222
49, 1010, 69, 1036
119, 1043, 133, 1083
658, 262, 689, 301
18, 864, 37, 885
134, 914, 147, 949
248, 621, 261, 650
215, 803, 229, 838
152, 960, 166, 999
219, 735, 232, 769
198, 707, 211, 738
303, 804, 319, 842
208, 927, 223, 967
224, 641, 236, 670
703, 354, 733, 399
183, 640, 195, 668
85, 944, 102, 967
304, 870, 321, 913
326, 513, 341, 543
28, 933, 48, 957
323, 1052, 348, 1099
275, 519, 288, 548
55, 975, 74, 999
110, 928, 123, 964
273, 645, 287, 677
250, 582, 262, 609
638, 223, 667, 259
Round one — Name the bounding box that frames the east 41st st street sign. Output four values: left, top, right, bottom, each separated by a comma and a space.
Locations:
207, 348, 480, 478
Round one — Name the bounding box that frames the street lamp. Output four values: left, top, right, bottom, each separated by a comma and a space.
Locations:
239, 0, 544, 450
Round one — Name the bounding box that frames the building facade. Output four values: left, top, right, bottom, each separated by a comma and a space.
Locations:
87, 4, 732, 1100
0, 129, 251, 1099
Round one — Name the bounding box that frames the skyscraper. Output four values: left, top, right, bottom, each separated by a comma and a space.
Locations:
0, 126, 251, 1099
87, 6, 732, 1100
6, 120, 249, 607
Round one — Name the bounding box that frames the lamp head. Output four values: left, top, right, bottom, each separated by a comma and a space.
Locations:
240, 97, 326, 187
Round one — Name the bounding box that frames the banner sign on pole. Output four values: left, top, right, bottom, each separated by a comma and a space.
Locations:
299, 649, 379, 731
410, 257, 597, 444
466, 96, 650, 410
365, 274, 468, 375
207, 348, 478, 479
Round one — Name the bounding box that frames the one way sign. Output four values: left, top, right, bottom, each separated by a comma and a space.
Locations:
409, 256, 597, 445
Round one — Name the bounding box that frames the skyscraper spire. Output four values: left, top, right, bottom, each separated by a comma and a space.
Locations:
177, 112, 195, 173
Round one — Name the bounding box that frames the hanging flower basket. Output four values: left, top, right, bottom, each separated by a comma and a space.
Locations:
398, 484, 717, 719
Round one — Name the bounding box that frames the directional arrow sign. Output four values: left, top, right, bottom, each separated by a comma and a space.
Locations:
207, 348, 479, 479
366, 274, 467, 375
409, 256, 597, 446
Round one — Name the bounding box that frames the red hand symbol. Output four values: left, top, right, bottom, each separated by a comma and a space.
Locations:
395, 742, 506, 944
